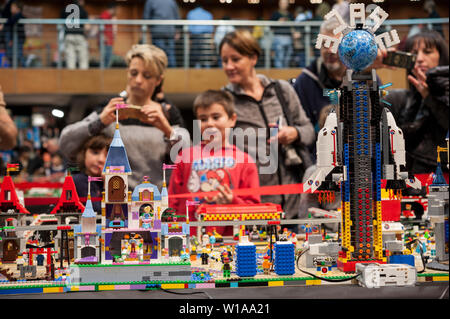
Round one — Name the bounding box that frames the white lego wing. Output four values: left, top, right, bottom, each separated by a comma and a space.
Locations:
386, 110, 406, 168
405, 176, 422, 189
385, 110, 422, 190
304, 166, 335, 193
304, 112, 340, 193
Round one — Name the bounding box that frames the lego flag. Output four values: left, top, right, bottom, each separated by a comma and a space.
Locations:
163, 163, 177, 170
88, 176, 102, 182
6, 163, 19, 172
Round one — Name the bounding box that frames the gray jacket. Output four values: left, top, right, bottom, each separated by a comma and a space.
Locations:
224, 74, 315, 218
58, 111, 171, 190
143, 0, 179, 37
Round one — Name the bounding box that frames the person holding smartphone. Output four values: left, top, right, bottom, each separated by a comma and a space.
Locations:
384, 30, 449, 174
58, 44, 185, 189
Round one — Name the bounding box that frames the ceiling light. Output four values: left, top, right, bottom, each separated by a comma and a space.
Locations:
51, 109, 64, 118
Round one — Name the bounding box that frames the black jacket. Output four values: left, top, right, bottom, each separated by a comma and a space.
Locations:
385, 66, 449, 174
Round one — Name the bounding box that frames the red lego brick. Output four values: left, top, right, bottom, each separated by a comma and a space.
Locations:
337, 259, 386, 273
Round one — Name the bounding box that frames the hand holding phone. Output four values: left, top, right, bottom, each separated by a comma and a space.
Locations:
382, 51, 417, 70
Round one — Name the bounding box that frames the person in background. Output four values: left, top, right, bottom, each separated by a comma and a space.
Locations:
187, 4, 214, 68
270, 0, 294, 68
384, 30, 449, 174
292, 18, 387, 160
219, 29, 315, 223
169, 90, 260, 236
143, 0, 180, 68
292, 6, 312, 68
21, 138, 43, 176
310, 2, 331, 60
0, 0, 26, 67
58, 44, 185, 189
213, 15, 234, 67
12, 145, 30, 177
0, 84, 17, 150
72, 134, 111, 213
423, 0, 444, 37
60, 0, 89, 69
293, 19, 347, 134
49, 153, 65, 178
99, 2, 117, 68
332, 0, 350, 23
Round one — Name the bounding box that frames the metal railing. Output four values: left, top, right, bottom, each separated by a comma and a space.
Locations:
0, 17, 448, 69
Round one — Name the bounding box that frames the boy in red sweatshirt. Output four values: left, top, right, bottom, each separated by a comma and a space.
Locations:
169, 90, 260, 236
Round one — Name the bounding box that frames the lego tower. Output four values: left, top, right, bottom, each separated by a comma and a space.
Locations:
427, 144, 449, 270
101, 124, 132, 263
338, 70, 385, 270
309, 3, 422, 272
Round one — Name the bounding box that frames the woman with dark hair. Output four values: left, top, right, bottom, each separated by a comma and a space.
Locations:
219, 29, 315, 221
385, 30, 449, 174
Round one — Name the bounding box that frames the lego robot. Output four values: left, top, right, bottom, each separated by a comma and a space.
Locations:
306, 3, 422, 272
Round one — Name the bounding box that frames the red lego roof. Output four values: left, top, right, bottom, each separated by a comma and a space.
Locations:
0, 175, 31, 214
197, 203, 283, 216
49, 174, 85, 215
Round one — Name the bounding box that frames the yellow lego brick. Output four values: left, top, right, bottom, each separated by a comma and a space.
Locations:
306, 279, 322, 286
433, 276, 449, 282
161, 283, 185, 289
69, 286, 79, 291
43, 287, 64, 293
98, 285, 115, 291
268, 281, 284, 287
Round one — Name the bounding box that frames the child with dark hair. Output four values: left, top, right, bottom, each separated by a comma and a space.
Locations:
72, 134, 112, 213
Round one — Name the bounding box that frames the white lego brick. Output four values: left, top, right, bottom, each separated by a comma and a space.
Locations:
356, 263, 416, 288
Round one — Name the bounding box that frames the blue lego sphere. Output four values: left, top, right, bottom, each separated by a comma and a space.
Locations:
338, 29, 378, 71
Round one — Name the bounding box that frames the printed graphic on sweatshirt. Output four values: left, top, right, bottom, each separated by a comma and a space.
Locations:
187, 156, 235, 195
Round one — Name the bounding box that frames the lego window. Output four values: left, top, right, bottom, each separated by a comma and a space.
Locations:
108, 176, 125, 202
142, 190, 152, 201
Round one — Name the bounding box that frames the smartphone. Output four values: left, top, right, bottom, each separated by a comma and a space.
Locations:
382, 51, 417, 70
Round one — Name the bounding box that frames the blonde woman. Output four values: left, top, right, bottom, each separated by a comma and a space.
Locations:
58, 44, 184, 188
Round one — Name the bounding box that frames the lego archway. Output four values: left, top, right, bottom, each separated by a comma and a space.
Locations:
167, 236, 183, 257
80, 246, 96, 258
139, 203, 154, 215
2, 239, 19, 262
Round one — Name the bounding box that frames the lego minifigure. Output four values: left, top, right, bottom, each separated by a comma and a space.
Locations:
222, 257, 232, 278
262, 255, 272, 275
402, 204, 416, 219
201, 247, 209, 265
